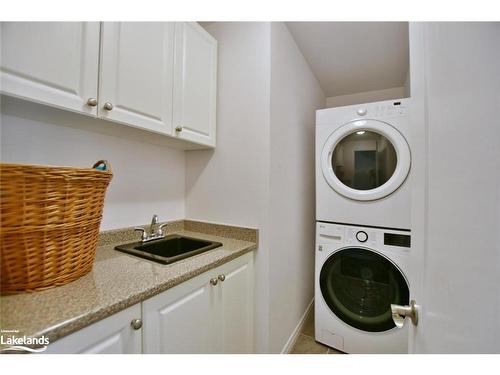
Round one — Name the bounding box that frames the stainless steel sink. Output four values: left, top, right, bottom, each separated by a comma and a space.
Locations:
115, 234, 223, 264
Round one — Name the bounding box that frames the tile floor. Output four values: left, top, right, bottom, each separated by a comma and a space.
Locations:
290, 306, 344, 354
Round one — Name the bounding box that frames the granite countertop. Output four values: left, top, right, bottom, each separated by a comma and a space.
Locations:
0, 220, 258, 344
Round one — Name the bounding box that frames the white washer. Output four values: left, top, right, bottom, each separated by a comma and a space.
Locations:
315, 222, 411, 354
316, 99, 411, 230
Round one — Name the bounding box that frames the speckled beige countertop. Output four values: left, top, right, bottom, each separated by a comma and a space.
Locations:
0, 220, 258, 343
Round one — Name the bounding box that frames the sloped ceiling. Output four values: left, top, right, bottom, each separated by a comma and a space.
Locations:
285, 22, 409, 97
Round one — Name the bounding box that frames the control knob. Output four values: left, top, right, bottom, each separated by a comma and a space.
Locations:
356, 231, 368, 243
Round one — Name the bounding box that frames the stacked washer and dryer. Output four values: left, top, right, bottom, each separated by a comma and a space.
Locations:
314, 99, 412, 354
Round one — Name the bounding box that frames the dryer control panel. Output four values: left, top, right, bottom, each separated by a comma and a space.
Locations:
367, 101, 406, 119
359, 100, 407, 120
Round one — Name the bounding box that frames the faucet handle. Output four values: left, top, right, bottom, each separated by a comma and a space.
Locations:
134, 227, 147, 241
159, 223, 168, 236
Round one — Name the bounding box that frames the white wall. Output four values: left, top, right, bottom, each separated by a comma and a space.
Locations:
268, 22, 325, 352
0, 97, 185, 230
186, 22, 325, 353
185, 22, 272, 353
185, 22, 271, 229
403, 68, 411, 98
325, 86, 406, 108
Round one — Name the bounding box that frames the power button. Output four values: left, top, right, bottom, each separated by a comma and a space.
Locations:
356, 231, 368, 243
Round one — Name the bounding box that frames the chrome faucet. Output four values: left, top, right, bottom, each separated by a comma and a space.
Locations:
150, 214, 160, 236
134, 214, 168, 242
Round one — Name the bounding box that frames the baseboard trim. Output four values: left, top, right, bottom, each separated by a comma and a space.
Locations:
281, 298, 314, 354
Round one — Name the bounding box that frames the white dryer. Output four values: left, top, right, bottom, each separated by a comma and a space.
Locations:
315, 222, 411, 354
316, 99, 411, 230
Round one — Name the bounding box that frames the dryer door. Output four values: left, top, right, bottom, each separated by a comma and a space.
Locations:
321, 119, 410, 201
320, 247, 410, 332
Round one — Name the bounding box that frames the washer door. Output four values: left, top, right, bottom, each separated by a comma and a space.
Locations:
321, 119, 410, 201
320, 247, 409, 332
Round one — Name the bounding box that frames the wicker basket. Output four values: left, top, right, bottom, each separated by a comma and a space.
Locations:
0, 160, 113, 294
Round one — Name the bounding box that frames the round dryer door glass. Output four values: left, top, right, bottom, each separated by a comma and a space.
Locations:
321, 119, 411, 201
332, 131, 397, 191
320, 248, 409, 332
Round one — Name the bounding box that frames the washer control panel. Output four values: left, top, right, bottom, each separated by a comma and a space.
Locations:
316, 222, 411, 251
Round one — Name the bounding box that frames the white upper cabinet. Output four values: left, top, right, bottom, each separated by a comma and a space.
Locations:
1, 22, 217, 148
98, 22, 175, 135
0, 22, 100, 116
173, 22, 218, 147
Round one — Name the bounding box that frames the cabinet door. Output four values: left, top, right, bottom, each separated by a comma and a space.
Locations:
98, 22, 174, 134
142, 271, 220, 353
218, 253, 254, 353
0, 22, 100, 116
172, 22, 217, 147
43, 304, 142, 354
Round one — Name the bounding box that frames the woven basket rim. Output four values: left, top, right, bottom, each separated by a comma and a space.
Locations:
0, 161, 112, 174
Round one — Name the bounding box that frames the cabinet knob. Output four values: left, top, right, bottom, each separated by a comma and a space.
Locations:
86, 98, 98, 107
175, 125, 183, 132
209, 277, 218, 286
103, 102, 114, 111
131, 318, 142, 330
218, 274, 225, 282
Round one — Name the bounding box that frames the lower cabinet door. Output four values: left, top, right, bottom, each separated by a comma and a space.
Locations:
142, 271, 220, 354
142, 253, 255, 354
218, 253, 254, 353
44, 304, 142, 354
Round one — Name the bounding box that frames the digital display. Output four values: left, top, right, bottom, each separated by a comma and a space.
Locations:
384, 233, 411, 248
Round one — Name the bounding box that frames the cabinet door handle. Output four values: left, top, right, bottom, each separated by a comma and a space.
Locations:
175, 125, 183, 132
131, 319, 142, 330
218, 274, 225, 282
86, 98, 97, 107
103, 102, 114, 111
209, 277, 218, 286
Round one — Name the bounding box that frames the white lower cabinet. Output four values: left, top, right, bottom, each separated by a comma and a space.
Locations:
43, 253, 254, 354
44, 303, 142, 354
142, 252, 254, 353
142, 266, 220, 354
218, 255, 254, 353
